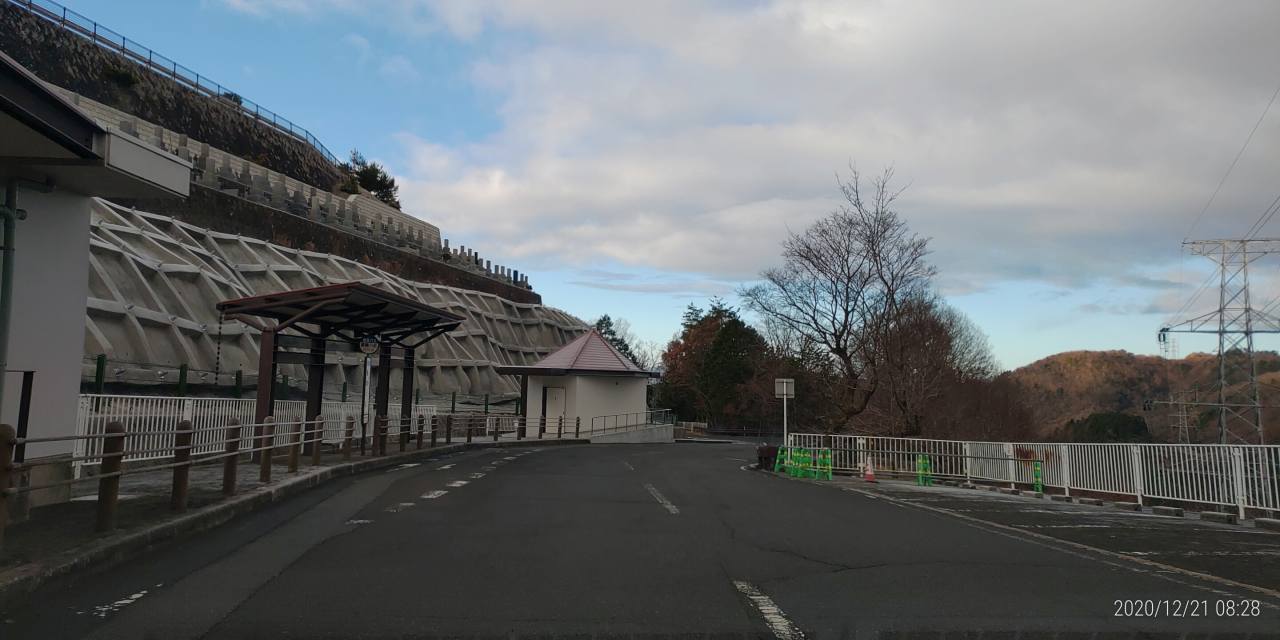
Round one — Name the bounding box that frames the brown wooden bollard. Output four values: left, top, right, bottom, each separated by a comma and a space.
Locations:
516, 417, 524, 440
445, 415, 453, 444
222, 419, 241, 495
171, 420, 193, 512
376, 416, 388, 456
287, 420, 302, 473
493, 417, 500, 442
259, 417, 275, 483
416, 415, 425, 450
557, 416, 564, 439
342, 416, 355, 460
95, 421, 126, 532
311, 418, 324, 466
430, 415, 439, 448
399, 418, 407, 453
0, 424, 16, 549
575, 416, 581, 439
466, 415, 474, 443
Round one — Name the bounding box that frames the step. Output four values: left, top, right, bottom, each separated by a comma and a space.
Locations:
1049, 495, 1073, 503
1255, 518, 1280, 532
1151, 506, 1184, 517
1110, 502, 1142, 511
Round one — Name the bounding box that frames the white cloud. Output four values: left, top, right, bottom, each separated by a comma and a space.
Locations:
378, 54, 421, 83
221, 0, 1280, 311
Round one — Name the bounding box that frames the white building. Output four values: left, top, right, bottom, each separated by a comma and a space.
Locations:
498, 330, 657, 434
0, 51, 189, 505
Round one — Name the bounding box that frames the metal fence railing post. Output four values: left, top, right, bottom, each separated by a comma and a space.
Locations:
1129, 445, 1144, 506
1002, 443, 1016, 489
1231, 446, 1248, 520
1060, 444, 1072, 497
171, 420, 192, 511
95, 422, 125, 532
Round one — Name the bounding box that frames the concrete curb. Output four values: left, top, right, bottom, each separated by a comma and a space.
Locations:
1257, 518, 1280, 532
1200, 511, 1238, 525
1151, 506, 1185, 518
0, 438, 585, 609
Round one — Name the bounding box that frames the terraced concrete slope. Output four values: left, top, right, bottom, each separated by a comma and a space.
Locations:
84, 199, 588, 397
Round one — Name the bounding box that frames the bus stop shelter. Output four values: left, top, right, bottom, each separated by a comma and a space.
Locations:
216, 282, 465, 448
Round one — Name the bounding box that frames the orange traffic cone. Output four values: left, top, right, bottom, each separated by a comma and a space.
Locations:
864, 459, 877, 483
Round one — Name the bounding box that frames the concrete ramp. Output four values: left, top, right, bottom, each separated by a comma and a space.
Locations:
589, 424, 674, 444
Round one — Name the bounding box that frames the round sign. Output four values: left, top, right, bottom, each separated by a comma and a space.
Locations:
358, 335, 380, 355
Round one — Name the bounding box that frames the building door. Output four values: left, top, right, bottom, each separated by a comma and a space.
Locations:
542, 386, 566, 422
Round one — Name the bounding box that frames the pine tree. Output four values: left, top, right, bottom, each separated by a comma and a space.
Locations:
594, 314, 638, 363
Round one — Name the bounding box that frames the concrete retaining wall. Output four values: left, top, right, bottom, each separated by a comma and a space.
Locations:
589, 424, 674, 444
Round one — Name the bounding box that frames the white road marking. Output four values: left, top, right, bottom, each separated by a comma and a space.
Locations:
447, 480, 469, 488
623, 461, 635, 471
733, 581, 804, 640
434, 464, 454, 470
385, 502, 417, 513
725, 457, 747, 462
421, 490, 447, 499
482, 465, 496, 471
345, 518, 374, 525
397, 463, 420, 469
504, 456, 518, 460
90, 589, 151, 618
644, 483, 679, 515
469, 472, 485, 479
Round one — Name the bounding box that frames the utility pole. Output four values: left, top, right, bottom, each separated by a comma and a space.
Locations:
1160, 238, 1280, 445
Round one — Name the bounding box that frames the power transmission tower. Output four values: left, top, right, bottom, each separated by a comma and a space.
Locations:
1159, 238, 1280, 445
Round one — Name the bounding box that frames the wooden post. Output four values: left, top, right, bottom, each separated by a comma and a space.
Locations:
466, 415, 474, 443
288, 419, 302, 473
304, 335, 326, 457
0, 424, 15, 549
311, 418, 324, 466
342, 416, 355, 460
96, 422, 126, 532
445, 415, 453, 444
430, 415, 439, 448
575, 416, 581, 439
171, 420, 192, 511
252, 329, 277, 460
259, 417, 275, 483
399, 417, 407, 453
556, 417, 562, 439
416, 415, 425, 450
222, 419, 241, 495
376, 416, 388, 456
493, 416, 500, 442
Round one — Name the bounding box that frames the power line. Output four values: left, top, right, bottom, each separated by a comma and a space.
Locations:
1184, 80, 1280, 239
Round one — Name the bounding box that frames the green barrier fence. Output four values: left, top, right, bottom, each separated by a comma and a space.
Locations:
773, 446, 832, 480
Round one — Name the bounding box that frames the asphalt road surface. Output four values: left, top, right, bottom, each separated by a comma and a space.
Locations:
5, 442, 1279, 638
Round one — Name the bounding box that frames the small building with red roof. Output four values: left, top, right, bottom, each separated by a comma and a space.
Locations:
496, 329, 658, 432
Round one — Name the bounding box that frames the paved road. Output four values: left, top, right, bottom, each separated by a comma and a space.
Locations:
4, 443, 1279, 638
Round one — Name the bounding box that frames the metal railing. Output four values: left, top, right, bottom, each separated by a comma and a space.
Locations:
73, 394, 438, 475
6, 0, 341, 166
787, 433, 1280, 518
589, 410, 674, 435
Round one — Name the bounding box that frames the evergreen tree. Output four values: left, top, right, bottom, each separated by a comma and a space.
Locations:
594, 314, 638, 363
341, 150, 401, 209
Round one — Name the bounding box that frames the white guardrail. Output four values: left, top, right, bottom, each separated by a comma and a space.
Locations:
74, 394, 436, 476
787, 433, 1280, 518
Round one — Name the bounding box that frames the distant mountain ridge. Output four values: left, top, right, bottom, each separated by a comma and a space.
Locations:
1006, 349, 1280, 442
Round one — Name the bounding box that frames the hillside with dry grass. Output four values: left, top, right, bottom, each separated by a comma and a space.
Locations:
1007, 350, 1280, 442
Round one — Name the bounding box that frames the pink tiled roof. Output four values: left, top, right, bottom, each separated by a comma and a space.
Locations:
530, 330, 646, 373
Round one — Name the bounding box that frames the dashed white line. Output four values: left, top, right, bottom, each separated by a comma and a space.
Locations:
469, 472, 485, 479
733, 581, 804, 640
434, 464, 455, 470
421, 490, 447, 499
446, 480, 469, 488
345, 518, 374, 525
482, 465, 496, 471
385, 502, 417, 513
643, 483, 679, 515
623, 461, 635, 471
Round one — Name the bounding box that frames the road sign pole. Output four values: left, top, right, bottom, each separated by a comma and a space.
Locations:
782, 393, 788, 445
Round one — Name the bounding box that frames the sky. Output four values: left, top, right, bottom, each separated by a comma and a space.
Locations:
64, 0, 1280, 370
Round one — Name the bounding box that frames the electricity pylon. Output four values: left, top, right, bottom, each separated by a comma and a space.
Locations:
1159, 239, 1280, 445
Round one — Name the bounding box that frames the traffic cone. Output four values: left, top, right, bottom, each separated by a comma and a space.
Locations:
864, 459, 877, 483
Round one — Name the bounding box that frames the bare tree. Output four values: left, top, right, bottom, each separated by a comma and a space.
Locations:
742, 167, 935, 430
